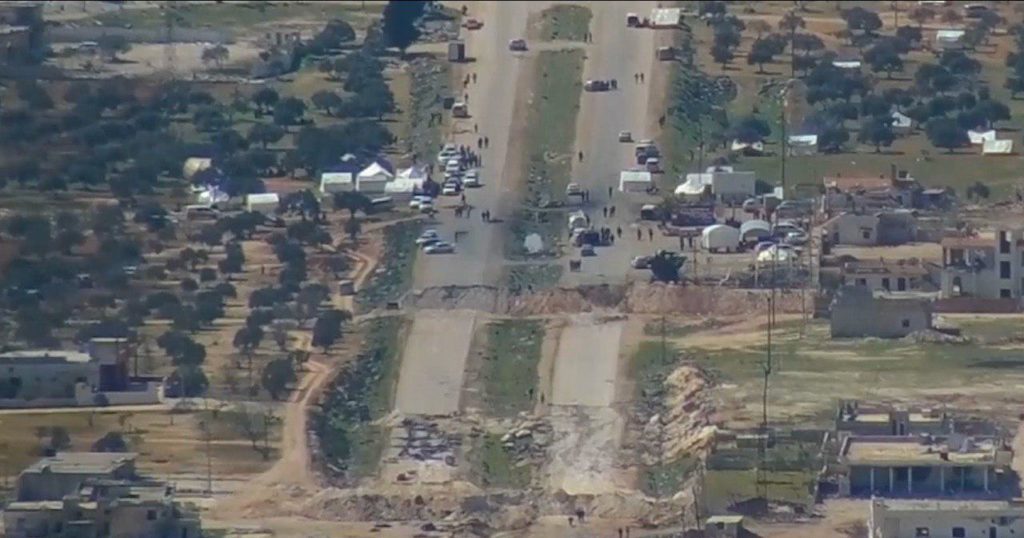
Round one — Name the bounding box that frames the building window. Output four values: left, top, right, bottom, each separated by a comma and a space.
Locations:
1001, 289, 1012, 298
862, 229, 871, 240
856, 278, 867, 286
147, 509, 157, 521
1001, 261, 1012, 279
902, 319, 910, 328
882, 278, 891, 290
897, 277, 907, 291
1000, 231, 1010, 253
952, 528, 965, 538
915, 528, 930, 537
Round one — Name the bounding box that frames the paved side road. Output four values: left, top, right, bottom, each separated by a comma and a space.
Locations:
393, 310, 477, 416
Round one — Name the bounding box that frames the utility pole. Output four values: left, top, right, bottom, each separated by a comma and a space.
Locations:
203, 395, 212, 496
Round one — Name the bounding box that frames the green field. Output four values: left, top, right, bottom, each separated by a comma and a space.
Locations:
503, 263, 563, 293
469, 433, 532, 489
94, 2, 382, 31
479, 319, 544, 416
355, 220, 421, 312
532, 5, 592, 42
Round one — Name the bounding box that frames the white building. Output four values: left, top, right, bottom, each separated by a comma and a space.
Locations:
649, 7, 683, 28
935, 28, 966, 50
319, 171, 354, 194
677, 170, 755, 203
245, 192, 280, 214
869, 498, 1024, 538
619, 169, 653, 193
942, 229, 1024, 299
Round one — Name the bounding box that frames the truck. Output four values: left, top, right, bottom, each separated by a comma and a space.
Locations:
452, 102, 469, 118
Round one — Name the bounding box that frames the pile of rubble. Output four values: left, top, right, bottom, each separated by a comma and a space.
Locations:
500, 418, 553, 465
393, 418, 462, 467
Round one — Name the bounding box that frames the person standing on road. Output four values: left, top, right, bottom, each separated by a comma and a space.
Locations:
636, 228, 642, 241
474, 123, 478, 133
472, 72, 477, 83
603, 206, 608, 218
648, 228, 654, 241
640, 72, 645, 83
609, 206, 616, 218
477, 137, 483, 149
608, 186, 613, 198
484, 136, 489, 148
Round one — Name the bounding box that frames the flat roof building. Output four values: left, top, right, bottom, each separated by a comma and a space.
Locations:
869, 497, 1024, 538
838, 434, 1013, 497
16, 452, 137, 502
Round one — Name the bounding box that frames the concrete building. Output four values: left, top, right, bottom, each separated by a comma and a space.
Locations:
838, 434, 1013, 497
0, 338, 163, 408
841, 259, 932, 293
7, 453, 200, 538
705, 515, 745, 538
245, 192, 280, 214
824, 211, 917, 247
869, 497, 1024, 538
941, 230, 1024, 300
836, 401, 949, 437
830, 286, 932, 338
16, 453, 137, 502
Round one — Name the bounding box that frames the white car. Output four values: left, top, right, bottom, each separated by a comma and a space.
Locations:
442, 183, 460, 196
445, 160, 462, 174
437, 150, 457, 166
785, 231, 809, 246
618, 131, 632, 142
409, 195, 432, 209
566, 182, 582, 196
463, 169, 480, 187
419, 200, 435, 213
424, 241, 455, 254
415, 229, 440, 245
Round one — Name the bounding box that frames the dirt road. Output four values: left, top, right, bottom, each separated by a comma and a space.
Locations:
545, 316, 629, 495
562, 1, 677, 285
393, 310, 477, 415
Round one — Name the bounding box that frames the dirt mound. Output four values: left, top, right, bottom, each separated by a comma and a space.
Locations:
508, 285, 625, 315
660, 365, 716, 461
624, 284, 807, 316
543, 489, 692, 527
407, 286, 506, 312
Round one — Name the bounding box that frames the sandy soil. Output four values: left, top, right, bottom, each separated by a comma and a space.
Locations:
550, 315, 624, 406
393, 310, 477, 415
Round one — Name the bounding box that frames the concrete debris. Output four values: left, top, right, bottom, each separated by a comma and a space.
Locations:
901, 329, 971, 344
501, 418, 554, 466
392, 418, 462, 465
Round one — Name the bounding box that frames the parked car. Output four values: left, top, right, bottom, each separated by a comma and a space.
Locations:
419, 200, 435, 214
424, 241, 455, 254
442, 182, 460, 196
566, 182, 582, 196
463, 169, 481, 187
415, 229, 440, 245
618, 131, 632, 142
645, 157, 662, 173
631, 255, 652, 269
409, 195, 433, 209
784, 230, 809, 246
463, 18, 483, 30
584, 79, 610, 92
508, 38, 527, 51
776, 200, 812, 219
581, 244, 596, 256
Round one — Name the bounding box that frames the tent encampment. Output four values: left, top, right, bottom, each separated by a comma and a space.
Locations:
676, 173, 712, 198
983, 139, 1014, 155
891, 111, 913, 130
701, 224, 740, 252
731, 140, 764, 155
756, 245, 796, 265
356, 162, 395, 193
619, 169, 653, 193
319, 172, 354, 194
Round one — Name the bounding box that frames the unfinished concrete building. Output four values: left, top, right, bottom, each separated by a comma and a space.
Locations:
830, 286, 933, 338
838, 435, 1014, 497
836, 401, 949, 437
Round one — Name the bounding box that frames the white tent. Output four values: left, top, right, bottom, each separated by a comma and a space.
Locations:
246, 192, 280, 214
356, 162, 394, 193
832, 60, 862, 70
788, 134, 818, 156
731, 140, 764, 154
182, 157, 212, 180
649, 7, 683, 28
619, 169, 653, 193
891, 111, 913, 130
676, 173, 712, 198
740, 219, 771, 242
701, 224, 740, 252
983, 139, 1014, 155
935, 29, 965, 49
319, 172, 354, 194
968, 129, 996, 145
